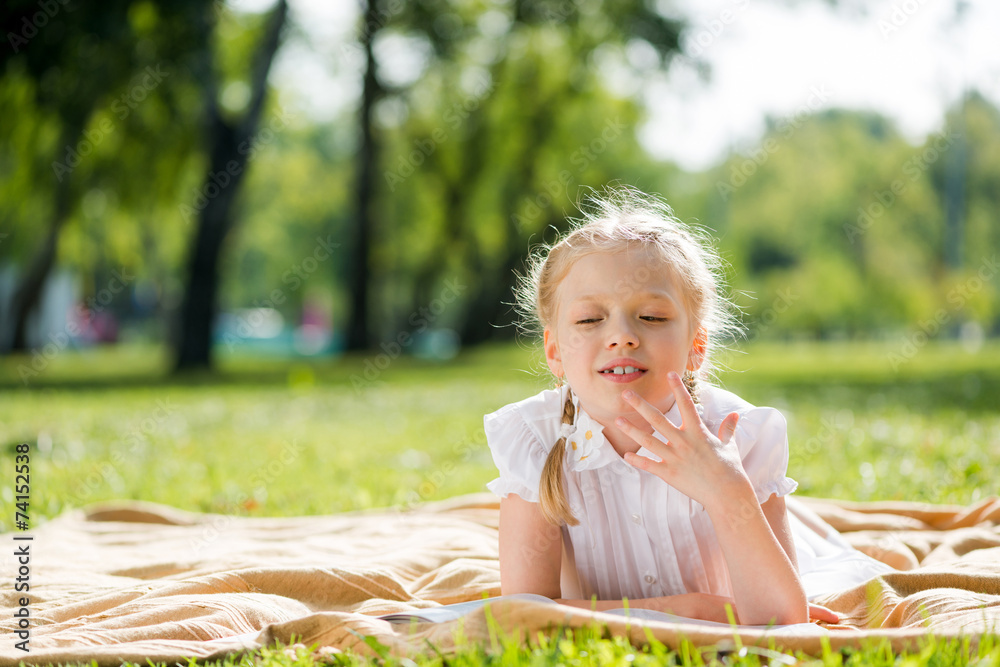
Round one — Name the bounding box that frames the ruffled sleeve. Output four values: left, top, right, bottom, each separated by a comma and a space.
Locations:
731, 405, 798, 505
484, 403, 555, 503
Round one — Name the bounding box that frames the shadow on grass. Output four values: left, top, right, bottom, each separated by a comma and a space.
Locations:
0, 342, 540, 391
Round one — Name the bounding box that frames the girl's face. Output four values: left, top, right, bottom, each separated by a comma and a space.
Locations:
544, 249, 704, 427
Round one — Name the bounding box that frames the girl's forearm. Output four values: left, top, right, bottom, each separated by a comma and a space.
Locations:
554, 593, 718, 619
554, 597, 630, 612
705, 479, 808, 625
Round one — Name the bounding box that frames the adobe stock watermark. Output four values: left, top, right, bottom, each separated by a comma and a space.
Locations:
789, 412, 859, 467
383, 74, 495, 191
511, 116, 625, 230
51, 65, 169, 182
715, 85, 832, 201
683, 0, 751, 58
537, 0, 584, 24
179, 107, 296, 224
515, 477, 602, 561
6, 0, 73, 53
64, 399, 177, 507
845, 129, 959, 243
188, 437, 307, 554
339, 0, 405, 61
220, 234, 340, 351
613, 262, 656, 300
877, 0, 929, 40
862, 467, 957, 567
746, 288, 799, 341
17, 267, 135, 384
395, 427, 484, 514
350, 278, 467, 393
550, 261, 660, 357
888, 254, 999, 371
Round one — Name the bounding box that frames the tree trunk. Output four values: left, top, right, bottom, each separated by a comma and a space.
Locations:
943, 96, 966, 270
173, 122, 241, 371
345, 0, 382, 351
173, 0, 288, 371
6, 121, 82, 352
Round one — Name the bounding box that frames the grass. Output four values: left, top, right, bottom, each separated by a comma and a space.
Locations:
242, 628, 1000, 667
116, 630, 1000, 667
1, 339, 999, 665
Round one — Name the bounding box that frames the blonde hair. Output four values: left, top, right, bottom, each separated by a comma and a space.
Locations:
517, 185, 741, 525
538, 387, 578, 526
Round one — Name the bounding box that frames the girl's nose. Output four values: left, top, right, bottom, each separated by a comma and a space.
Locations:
606, 317, 639, 349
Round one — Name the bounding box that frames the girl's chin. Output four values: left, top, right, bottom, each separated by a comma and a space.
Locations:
575, 385, 673, 415
577, 394, 647, 419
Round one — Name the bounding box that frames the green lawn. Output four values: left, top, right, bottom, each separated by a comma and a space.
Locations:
1, 339, 998, 665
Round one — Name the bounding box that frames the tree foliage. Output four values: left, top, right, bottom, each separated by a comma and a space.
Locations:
2, 2, 998, 360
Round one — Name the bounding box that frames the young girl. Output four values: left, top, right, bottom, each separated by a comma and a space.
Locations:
485, 187, 891, 626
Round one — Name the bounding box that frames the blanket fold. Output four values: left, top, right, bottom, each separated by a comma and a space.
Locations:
2, 493, 998, 665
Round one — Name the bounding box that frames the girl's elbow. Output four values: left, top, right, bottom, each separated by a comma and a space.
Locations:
745, 599, 808, 626
773, 599, 809, 626
775, 609, 809, 625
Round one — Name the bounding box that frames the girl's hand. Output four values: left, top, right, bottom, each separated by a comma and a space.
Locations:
808, 603, 839, 624
649, 595, 837, 626
616, 371, 746, 511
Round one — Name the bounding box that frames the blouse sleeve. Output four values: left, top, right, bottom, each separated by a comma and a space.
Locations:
733, 406, 798, 505
483, 406, 552, 503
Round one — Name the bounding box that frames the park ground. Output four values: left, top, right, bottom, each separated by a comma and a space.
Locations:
1, 339, 998, 665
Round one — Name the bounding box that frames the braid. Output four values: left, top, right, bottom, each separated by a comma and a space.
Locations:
539, 389, 579, 526
683, 371, 700, 404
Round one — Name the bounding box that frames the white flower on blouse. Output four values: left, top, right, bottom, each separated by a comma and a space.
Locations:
562, 397, 615, 472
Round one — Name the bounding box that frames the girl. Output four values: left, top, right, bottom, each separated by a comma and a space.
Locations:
485, 187, 891, 625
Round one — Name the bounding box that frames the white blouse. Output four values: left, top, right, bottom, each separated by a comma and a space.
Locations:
485, 384, 891, 602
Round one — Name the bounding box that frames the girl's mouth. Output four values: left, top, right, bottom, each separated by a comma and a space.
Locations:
598, 365, 647, 383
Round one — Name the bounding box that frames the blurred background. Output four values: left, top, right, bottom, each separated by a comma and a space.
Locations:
1, 0, 997, 369
1, 0, 999, 525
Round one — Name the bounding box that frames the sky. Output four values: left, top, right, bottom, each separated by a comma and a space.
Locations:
262, 0, 1000, 172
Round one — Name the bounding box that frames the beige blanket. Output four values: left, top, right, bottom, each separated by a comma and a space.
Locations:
2, 494, 999, 665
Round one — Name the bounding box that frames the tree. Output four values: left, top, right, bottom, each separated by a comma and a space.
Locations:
173, 0, 289, 371
1, 2, 141, 351
345, 0, 684, 348
344, 0, 383, 351
0, 0, 205, 353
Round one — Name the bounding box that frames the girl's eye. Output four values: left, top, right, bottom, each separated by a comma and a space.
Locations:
575, 318, 602, 325
640, 316, 668, 322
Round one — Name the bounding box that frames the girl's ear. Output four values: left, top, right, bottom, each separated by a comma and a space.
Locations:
544, 327, 563, 379
687, 327, 707, 371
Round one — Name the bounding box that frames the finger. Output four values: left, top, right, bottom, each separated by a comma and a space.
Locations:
808, 604, 840, 624
717, 412, 739, 444
620, 389, 682, 440
667, 371, 702, 428
623, 451, 663, 471
615, 415, 671, 456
